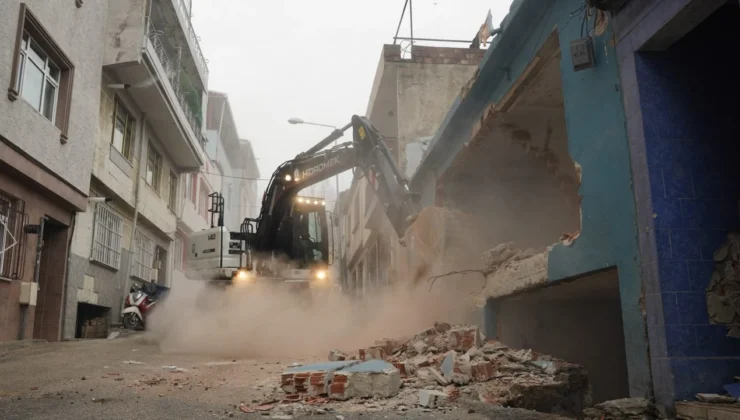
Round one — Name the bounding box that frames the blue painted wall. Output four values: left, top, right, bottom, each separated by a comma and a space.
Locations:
636, 7, 740, 400
410, 0, 650, 396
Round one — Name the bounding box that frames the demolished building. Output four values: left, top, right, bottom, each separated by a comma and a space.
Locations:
409, 0, 643, 412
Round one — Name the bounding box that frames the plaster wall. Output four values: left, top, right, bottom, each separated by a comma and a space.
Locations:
0, 0, 107, 194
411, 0, 649, 397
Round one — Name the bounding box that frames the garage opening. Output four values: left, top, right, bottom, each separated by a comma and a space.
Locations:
495, 268, 629, 403
438, 31, 580, 254
75, 303, 110, 339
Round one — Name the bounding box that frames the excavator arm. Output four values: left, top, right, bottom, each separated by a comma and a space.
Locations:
252, 115, 421, 254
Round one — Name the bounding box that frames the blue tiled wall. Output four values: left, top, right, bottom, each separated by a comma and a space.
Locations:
636, 6, 740, 400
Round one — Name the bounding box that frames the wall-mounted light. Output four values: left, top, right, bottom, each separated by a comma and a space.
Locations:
107, 83, 132, 90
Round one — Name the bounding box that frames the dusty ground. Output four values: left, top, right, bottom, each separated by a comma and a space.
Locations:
0, 333, 567, 420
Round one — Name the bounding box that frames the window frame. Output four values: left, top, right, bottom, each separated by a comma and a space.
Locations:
131, 230, 154, 281
7, 4, 75, 144
168, 171, 178, 210
111, 98, 136, 160
145, 143, 162, 192
90, 203, 123, 270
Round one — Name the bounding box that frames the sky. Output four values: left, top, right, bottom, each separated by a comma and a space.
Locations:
191, 0, 513, 206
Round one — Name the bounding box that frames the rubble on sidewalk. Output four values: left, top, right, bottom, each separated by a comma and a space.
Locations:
269, 322, 591, 417
583, 398, 657, 420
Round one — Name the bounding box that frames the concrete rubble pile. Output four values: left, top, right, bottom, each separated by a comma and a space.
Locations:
481, 242, 543, 273
269, 322, 591, 416
707, 233, 740, 337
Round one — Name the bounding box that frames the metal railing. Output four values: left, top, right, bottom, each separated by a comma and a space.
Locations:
171, 0, 209, 79
147, 29, 202, 138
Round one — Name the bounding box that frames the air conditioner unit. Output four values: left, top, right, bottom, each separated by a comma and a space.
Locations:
19, 282, 38, 306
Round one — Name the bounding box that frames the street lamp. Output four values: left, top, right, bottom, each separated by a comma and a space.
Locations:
288, 117, 337, 130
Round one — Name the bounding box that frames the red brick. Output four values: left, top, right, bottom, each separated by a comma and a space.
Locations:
392, 362, 407, 377
332, 374, 348, 384
470, 361, 496, 382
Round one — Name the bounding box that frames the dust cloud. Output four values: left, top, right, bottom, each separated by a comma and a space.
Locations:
147, 272, 484, 359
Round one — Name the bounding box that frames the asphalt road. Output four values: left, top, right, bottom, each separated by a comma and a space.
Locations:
0, 335, 566, 420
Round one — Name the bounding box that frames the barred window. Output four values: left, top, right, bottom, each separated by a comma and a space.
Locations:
91, 204, 123, 269
0, 191, 27, 280
131, 230, 154, 280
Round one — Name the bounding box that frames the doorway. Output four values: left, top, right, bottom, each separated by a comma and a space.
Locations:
75, 303, 110, 339
33, 218, 69, 342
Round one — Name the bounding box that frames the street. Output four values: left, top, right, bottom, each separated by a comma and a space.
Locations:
0, 334, 566, 420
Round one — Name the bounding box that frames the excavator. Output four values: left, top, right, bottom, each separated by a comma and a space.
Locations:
187, 115, 427, 292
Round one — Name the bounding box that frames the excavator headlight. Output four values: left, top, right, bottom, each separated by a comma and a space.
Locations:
233, 269, 253, 285
313, 200, 319, 204
321, 201, 326, 206
297, 198, 304, 203
285, 174, 292, 182
314, 270, 327, 281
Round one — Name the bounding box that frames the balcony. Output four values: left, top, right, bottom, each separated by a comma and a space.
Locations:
102, 0, 207, 171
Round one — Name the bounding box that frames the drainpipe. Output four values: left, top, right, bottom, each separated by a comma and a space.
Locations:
120, 113, 147, 316
59, 212, 76, 340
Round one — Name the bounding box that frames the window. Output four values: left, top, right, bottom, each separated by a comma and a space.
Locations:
91, 204, 123, 269
146, 143, 162, 191
352, 193, 360, 231
173, 235, 186, 271
183, 173, 192, 203
168, 171, 178, 210
17, 32, 59, 122
131, 230, 154, 280
111, 99, 136, 160
199, 181, 210, 220
0, 191, 27, 280
8, 4, 74, 142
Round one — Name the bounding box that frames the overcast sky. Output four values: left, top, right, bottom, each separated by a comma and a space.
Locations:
191, 0, 513, 206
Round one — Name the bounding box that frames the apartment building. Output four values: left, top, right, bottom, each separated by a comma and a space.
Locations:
341, 44, 484, 297
170, 92, 260, 287
0, 1, 108, 342
63, 0, 209, 339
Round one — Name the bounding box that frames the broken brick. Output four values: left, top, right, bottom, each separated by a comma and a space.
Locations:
469, 361, 496, 382
449, 326, 481, 351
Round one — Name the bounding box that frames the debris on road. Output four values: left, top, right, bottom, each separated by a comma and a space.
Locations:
583, 398, 657, 420
122, 360, 145, 365
695, 393, 737, 404
268, 322, 590, 417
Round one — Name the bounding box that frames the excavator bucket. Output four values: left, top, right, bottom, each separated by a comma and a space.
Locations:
402, 206, 483, 286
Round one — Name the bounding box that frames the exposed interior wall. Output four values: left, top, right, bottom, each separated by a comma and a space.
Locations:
440, 54, 580, 252
497, 269, 629, 403
636, 3, 740, 400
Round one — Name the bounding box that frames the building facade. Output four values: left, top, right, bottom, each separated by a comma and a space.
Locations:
410, 0, 646, 408
64, 0, 209, 340
614, 0, 740, 412
340, 44, 484, 297
0, 1, 108, 342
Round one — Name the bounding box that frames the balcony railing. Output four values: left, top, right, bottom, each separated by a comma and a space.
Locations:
147, 30, 202, 138
171, 0, 209, 80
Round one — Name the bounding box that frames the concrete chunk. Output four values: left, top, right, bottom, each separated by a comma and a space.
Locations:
418, 389, 448, 408
281, 361, 359, 396
329, 360, 401, 400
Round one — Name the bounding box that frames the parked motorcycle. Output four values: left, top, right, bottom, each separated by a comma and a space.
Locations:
121, 282, 159, 330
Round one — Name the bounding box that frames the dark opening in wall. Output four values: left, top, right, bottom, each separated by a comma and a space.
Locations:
496, 268, 629, 403
636, 2, 740, 399
439, 42, 580, 254
75, 303, 110, 339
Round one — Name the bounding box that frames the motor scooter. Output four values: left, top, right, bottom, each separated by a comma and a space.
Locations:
121, 282, 158, 330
